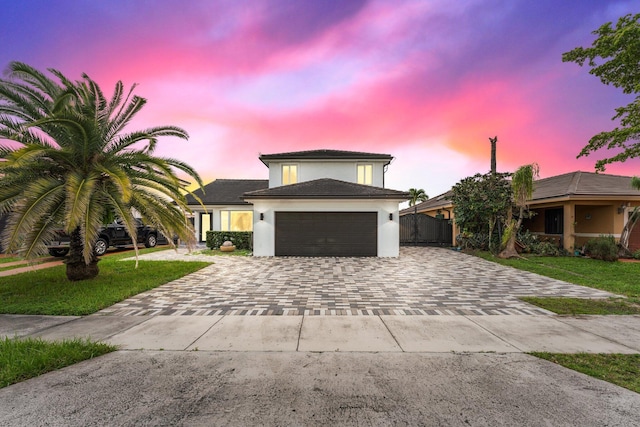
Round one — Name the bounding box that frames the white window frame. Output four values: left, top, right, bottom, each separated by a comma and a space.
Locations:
357, 164, 373, 185
282, 164, 298, 185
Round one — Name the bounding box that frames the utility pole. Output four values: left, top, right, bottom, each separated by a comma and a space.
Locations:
489, 136, 497, 175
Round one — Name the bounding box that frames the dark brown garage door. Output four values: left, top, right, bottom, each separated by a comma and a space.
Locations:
275, 212, 377, 257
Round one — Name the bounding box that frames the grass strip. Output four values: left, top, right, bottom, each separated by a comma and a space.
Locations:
0, 250, 211, 315
190, 248, 252, 257
521, 297, 640, 315
531, 353, 640, 394
474, 252, 640, 314
0, 337, 116, 388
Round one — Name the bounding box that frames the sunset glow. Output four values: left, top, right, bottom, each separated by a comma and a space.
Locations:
2, 0, 639, 196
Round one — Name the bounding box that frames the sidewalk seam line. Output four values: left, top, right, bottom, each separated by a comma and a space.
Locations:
554, 316, 639, 352
464, 315, 525, 352
184, 315, 225, 351
296, 315, 305, 352
378, 315, 405, 352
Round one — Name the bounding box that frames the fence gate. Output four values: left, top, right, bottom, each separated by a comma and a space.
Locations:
400, 213, 453, 246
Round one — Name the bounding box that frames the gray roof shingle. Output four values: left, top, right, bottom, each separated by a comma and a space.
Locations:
259, 149, 393, 165
243, 178, 409, 200
186, 179, 268, 205
531, 171, 640, 200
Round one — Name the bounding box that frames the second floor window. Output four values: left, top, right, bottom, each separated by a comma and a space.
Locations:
282, 164, 298, 185
357, 164, 373, 185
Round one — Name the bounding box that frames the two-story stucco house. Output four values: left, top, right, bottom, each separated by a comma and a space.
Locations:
187, 149, 409, 257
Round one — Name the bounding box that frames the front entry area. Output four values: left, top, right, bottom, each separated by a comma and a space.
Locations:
275, 211, 377, 257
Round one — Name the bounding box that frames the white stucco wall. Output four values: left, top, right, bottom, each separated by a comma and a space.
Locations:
267, 160, 388, 187
250, 199, 401, 257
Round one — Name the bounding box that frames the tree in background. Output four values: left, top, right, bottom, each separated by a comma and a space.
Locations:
408, 188, 428, 206
0, 62, 203, 281
499, 163, 539, 259
563, 13, 640, 173
451, 172, 512, 253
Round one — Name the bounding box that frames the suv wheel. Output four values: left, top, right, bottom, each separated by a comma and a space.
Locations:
145, 234, 157, 248
94, 238, 109, 256
48, 248, 69, 257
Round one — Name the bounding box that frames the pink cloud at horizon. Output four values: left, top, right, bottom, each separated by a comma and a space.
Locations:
1, 0, 639, 197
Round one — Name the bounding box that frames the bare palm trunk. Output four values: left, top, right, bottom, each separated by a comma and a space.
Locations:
65, 226, 99, 281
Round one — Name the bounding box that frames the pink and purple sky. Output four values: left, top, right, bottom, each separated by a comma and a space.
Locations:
1, 0, 638, 197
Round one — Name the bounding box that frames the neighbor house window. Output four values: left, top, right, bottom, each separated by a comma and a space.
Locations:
544, 208, 563, 234
357, 164, 373, 185
221, 211, 253, 231
282, 164, 298, 185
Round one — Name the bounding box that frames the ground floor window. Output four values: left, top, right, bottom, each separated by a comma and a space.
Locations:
221, 210, 253, 231
545, 208, 563, 234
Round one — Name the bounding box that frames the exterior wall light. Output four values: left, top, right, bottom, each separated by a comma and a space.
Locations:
389, 213, 393, 221
260, 213, 264, 220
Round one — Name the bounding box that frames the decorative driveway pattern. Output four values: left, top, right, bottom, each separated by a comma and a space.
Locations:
98, 247, 617, 316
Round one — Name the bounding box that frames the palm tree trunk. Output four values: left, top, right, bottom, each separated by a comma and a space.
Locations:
65, 226, 99, 281
499, 206, 524, 258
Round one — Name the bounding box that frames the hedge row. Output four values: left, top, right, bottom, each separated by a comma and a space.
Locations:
205, 231, 252, 250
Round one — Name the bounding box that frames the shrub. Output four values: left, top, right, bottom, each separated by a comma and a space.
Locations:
206, 231, 252, 250
517, 231, 565, 256
632, 249, 640, 260
457, 232, 489, 251
584, 235, 618, 262
534, 241, 564, 256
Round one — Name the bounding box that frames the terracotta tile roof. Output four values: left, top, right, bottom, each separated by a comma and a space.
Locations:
532, 171, 640, 200
259, 149, 393, 165
186, 179, 268, 205
243, 178, 410, 200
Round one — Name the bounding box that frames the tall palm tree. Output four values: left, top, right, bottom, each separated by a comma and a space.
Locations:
0, 62, 202, 281
499, 163, 539, 258
408, 188, 428, 206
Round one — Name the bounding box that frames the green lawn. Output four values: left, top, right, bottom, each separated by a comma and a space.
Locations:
0, 249, 211, 315
531, 352, 640, 394
474, 252, 640, 306
0, 337, 116, 388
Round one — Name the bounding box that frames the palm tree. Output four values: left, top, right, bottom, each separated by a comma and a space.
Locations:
499, 163, 539, 258
0, 62, 202, 281
408, 188, 428, 206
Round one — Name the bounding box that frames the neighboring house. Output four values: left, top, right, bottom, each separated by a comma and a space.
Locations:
521, 171, 640, 252
185, 179, 269, 243
244, 149, 409, 257
401, 171, 640, 252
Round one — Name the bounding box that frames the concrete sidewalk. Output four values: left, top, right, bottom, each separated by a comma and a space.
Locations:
2, 313, 639, 354
3, 315, 640, 426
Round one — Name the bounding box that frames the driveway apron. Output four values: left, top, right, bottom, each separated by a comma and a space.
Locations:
99, 247, 615, 316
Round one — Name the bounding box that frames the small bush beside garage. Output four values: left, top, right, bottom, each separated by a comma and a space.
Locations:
206, 231, 252, 250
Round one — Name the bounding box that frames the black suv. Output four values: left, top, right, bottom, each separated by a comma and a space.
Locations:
47, 219, 159, 257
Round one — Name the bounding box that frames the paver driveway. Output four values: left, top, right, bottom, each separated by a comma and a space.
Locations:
99, 247, 616, 316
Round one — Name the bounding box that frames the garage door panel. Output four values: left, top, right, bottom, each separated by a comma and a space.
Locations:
275, 212, 377, 257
